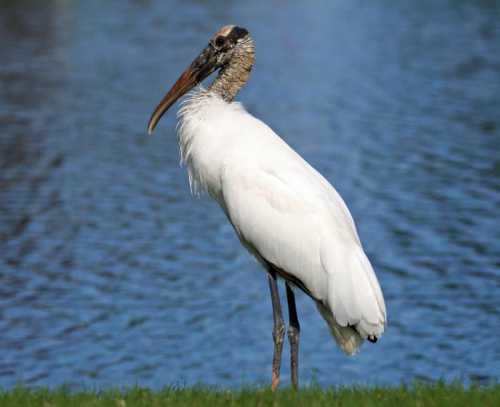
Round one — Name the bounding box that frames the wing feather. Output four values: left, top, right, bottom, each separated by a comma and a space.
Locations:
214, 111, 386, 348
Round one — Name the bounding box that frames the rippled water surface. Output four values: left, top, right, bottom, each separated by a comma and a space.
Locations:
1, 0, 499, 390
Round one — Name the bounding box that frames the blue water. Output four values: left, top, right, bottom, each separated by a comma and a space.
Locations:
1, 0, 499, 390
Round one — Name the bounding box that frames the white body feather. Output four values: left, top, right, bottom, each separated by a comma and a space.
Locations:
177, 88, 386, 355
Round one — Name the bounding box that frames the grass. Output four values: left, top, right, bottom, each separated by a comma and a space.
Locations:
1, 382, 499, 406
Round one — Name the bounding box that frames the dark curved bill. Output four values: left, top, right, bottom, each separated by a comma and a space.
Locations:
147, 45, 217, 135
147, 69, 197, 135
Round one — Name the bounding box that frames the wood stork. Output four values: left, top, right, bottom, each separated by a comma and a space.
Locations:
147, 25, 387, 390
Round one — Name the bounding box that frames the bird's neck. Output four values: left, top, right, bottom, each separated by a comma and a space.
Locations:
209, 37, 255, 102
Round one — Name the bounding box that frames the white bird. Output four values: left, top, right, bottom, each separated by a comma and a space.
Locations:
147, 25, 387, 390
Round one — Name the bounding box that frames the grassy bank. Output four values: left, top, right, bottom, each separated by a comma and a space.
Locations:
1, 383, 499, 406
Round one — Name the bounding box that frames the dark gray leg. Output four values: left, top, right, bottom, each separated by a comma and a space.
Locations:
286, 283, 300, 389
268, 271, 285, 391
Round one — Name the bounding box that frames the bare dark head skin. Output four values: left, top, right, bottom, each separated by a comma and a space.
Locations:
147, 25, 253, 134
209, 25, 249, 66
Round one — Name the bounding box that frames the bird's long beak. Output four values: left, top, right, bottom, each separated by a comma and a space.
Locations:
147, 45, 218, 135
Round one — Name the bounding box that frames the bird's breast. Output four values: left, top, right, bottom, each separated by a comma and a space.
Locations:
177, 91, 245, 199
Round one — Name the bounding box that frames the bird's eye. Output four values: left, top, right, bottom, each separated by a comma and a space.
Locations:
215, 36, 226, 48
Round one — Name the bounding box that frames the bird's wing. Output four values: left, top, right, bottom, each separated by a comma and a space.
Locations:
221, 162, 328, 300
219, 121, 386, 338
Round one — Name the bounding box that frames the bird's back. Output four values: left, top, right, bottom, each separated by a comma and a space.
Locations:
179, 90, 387, 354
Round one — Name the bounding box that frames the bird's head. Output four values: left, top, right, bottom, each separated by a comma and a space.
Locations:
147, 25, 252, 135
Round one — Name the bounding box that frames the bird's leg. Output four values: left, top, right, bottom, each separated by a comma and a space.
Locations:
268, 271, 285, 391
286, 283, 300, 390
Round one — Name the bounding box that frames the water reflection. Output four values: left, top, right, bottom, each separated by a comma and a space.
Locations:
0, 0, 499, 390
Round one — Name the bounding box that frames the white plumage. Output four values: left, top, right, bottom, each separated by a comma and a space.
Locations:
147, 25, 387, 388
178, 89, 386, 355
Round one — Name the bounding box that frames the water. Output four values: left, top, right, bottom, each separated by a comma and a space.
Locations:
1, 0, 499, 390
